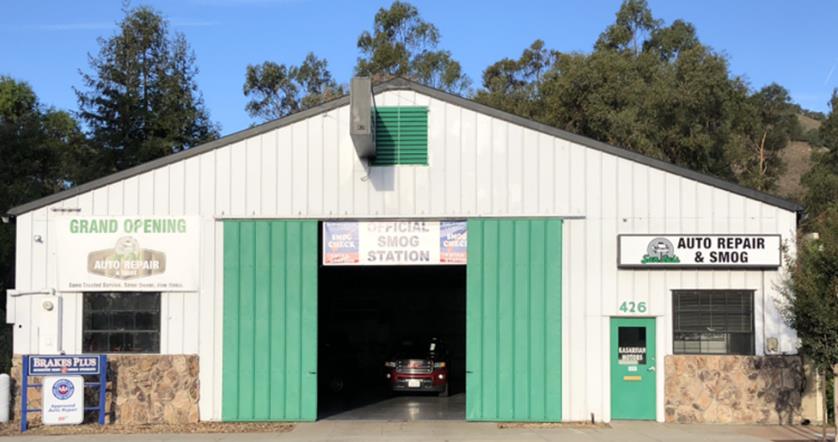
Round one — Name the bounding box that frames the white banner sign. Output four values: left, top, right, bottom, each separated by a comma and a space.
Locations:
43, 376, 84, 425
323, 221, 467, 265
55, 217, 200, 291
618, 234, 782, 269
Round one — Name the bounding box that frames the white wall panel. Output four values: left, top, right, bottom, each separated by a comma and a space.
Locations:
170, 161, 186, 216
123, 176, 139, 216
11, 89, 798, 422
13, 212, 32, 354
245, 137, 262, 216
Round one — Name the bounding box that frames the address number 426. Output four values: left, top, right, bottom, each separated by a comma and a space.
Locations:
619, 301, 647, 313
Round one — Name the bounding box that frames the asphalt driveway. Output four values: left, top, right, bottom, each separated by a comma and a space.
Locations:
3, 421, 835, 442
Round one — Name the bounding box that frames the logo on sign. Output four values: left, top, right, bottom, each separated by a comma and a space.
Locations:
52, 379, 75, 400
87, 236, 166, 279
641, 237, 680, 264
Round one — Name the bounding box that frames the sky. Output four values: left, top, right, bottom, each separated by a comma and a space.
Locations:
2, 0, 837, 135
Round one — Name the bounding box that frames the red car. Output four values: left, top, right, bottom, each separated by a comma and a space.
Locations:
384, 338, 449, 396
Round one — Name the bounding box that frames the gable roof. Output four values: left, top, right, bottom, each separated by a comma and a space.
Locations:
7, 77, 802, 216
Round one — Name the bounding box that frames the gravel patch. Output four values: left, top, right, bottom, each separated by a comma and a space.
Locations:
0, 421, 294, 436
498, 421, 610, 429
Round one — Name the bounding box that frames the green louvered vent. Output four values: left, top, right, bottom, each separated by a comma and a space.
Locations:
373, 106, 428, 165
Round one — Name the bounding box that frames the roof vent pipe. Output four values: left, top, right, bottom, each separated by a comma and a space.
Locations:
350, 77, 375, 159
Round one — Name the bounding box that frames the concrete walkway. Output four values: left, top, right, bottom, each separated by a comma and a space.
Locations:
4, 421, 835, 442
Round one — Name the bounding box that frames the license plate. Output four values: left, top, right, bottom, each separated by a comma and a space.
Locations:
407, 379, 421, 388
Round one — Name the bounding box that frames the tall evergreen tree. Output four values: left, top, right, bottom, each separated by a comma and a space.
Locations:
355, 1, 470, 93
76, 5, 218, 175
0, 77, 88, 372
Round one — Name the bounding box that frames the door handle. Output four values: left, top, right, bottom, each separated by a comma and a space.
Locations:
648, 366, 656, 372
308, 371, 317, 375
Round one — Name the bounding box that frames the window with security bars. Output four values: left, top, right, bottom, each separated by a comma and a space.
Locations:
373, 106, 428, 165
83, 292, 161, 353
672, 290, 754, 355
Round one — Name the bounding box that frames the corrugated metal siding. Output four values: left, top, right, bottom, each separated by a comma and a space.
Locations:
9, 89, 799, 422
466, 219, 562, 422
221, 220, 318, 421
373, 106, 428, 165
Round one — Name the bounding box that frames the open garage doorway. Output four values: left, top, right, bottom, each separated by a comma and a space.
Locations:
317, 263, 466, 420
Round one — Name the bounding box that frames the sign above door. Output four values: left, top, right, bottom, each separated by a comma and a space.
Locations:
322, 221, 467, 266
618, 234, 782, 269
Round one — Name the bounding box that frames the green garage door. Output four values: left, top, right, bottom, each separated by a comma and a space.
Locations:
222, 220, 318, 421
466, 219, 563, 422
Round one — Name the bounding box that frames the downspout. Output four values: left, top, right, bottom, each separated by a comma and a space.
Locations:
762, 271, 766, 355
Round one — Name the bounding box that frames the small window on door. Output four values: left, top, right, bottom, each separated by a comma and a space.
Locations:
618, 326, 647, 365
83, 292, 161, 353
672, 290, 754, 355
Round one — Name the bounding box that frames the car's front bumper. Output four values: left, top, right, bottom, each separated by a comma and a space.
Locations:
391, 378, 446, 393
388, 369, 447, 393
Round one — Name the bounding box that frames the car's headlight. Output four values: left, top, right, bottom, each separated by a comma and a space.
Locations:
384, 361, 396, 368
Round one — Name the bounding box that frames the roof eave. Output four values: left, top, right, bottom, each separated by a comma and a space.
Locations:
7, 77, 803, 216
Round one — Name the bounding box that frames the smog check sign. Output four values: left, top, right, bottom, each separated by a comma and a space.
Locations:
323, 221, 467, 265
618, 234, 782, 269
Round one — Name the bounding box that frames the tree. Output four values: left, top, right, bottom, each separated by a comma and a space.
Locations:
475, 0, 790, 185
473, 40, 558, 120
355, 1, 470, 93
594, 0, 661, 54
243, 53, 344, 122
76, 5, 218, 175
732, 84, 800, 192
0, 77, 88, 372
782, 209, 838, 438
802, 91, 838, 223
784, 92, 838, 439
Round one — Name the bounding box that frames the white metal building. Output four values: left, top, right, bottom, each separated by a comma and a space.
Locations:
7, 78, 800, 423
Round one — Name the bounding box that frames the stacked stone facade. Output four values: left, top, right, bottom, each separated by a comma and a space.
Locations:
12, 354, 199, 425
664, 355, 805, 424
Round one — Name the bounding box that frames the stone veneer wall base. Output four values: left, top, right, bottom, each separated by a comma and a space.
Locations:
11, 354, 199, 426
665, 355, 804, 424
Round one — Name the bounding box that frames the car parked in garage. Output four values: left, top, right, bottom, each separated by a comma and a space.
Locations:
384, 338, 449, 396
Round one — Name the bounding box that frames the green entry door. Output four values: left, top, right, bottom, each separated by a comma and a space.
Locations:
222, 221, 318, 421
610, 317, 656, 420
466, 219, 563, 422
